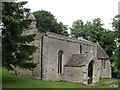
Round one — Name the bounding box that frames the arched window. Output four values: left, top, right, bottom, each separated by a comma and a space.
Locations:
58, 51, 63, 73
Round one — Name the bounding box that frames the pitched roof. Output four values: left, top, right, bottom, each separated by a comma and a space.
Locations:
97, 43, 109, 59
64, 54, 86, 67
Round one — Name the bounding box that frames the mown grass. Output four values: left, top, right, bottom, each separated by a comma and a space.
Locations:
2, 68, 119, 88
99, 78, 118, 83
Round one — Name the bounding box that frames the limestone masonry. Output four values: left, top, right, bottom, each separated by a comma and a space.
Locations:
17, 14, 111, 85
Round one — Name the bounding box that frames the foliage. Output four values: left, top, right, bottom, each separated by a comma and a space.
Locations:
70, 18, 104, 40
70, 18, 116, 57
2, 2, 37, 71
99, 30, 116, 57
33, 10, 68, 36
70, 19, 85, 38
58, 22, 69, 36
112, 15, 120, 78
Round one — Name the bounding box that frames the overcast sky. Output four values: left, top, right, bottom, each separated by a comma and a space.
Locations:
19, 0, 120, 30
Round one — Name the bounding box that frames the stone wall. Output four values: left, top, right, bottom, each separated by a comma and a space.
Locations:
40, 32, 99, 84
64, 67, 83, 83
81, 42, 97, 57
18, 26, 111, 84
32, 32, 42, 79
41, 33, 80, 81
98, 59, 111, 78
91, 60, 100, 84
82, 58, 100, 84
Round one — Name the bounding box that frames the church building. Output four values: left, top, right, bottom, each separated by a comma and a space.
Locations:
17, 14, 111, 85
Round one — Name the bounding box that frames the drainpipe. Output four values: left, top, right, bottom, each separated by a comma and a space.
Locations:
41, 34, 43, 80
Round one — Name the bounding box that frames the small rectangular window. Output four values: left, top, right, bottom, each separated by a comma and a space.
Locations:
80, 44, 82, 53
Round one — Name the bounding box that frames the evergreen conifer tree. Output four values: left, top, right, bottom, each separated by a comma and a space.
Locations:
2, 1, 37, 71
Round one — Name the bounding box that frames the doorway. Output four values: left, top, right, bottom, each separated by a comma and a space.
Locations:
88, 61, 93, 84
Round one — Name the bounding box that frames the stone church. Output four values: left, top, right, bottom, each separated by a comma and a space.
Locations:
17, 14, 111, 85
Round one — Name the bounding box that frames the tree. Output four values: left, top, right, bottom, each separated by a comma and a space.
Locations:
112, 15, 120, 78
70, 18, 116, 56
2, 2, 37, 71
33, 10, 68, 36
99, 30, 116, 57
70, 19, 85, 38
58, 22, 69, 36
88, 18, 105, 42
70, 18, 105, 41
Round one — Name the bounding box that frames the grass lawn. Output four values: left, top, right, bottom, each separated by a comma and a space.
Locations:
2, 68, 119, 88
